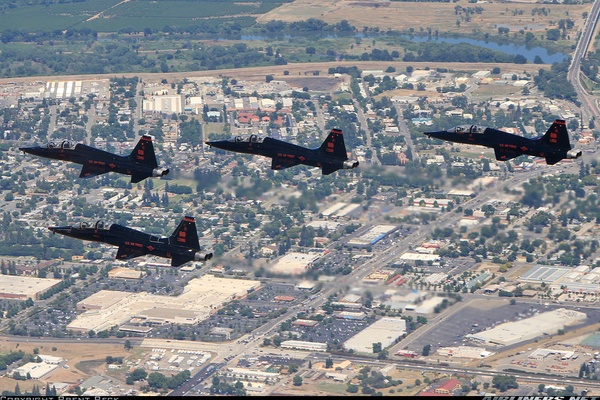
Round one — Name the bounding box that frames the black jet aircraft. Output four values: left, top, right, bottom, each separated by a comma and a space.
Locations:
48, 216, 212, 267
424, 119, 582, 165
20, 135, 169, 183
205, 129, 359, 175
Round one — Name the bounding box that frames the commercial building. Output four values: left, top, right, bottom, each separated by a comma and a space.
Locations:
12, 362, 58, 379
0, 275, 62, 300
344, 317, 406, 354
270, 252, 321, 275
466, 308, 587, 346
224, 367, 279, 383
68, 275, 261, 333
346, 225, 397, 248
280, 340, 327, 352
143, 95, 184, 114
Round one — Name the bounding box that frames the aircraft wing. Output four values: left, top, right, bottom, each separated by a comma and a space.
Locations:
493, 148, 521, 162
79, 164, 110, 179
116, 245, 149, 261
271, 156, 301, 171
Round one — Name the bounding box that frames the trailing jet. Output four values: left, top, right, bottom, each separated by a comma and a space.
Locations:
424, 119, 582, 165
48, 217, 213, 267
205, 129, 359, 175
20, 135, 169, 183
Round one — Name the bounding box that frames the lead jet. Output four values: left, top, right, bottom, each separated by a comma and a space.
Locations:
48, 216, 213, 267
424, 119, 582, 165
20, 135, 170, 183
205, 129, 359, 175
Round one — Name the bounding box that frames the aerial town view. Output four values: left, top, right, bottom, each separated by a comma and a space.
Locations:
1, 0, 600, 397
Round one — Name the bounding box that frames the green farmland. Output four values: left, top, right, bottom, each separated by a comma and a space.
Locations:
0, 0, 290, 32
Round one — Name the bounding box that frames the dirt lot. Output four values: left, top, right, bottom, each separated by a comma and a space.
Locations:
0, 338, 130, 391
0, 61, 549, 86
258, 0, 589, 43
272, 363, 441, 396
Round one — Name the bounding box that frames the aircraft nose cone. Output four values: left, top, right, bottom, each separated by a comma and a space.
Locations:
48, 226, 70, 235
205, 140, 228, 150
423, 131, 443, 139
20, 147, 37, 155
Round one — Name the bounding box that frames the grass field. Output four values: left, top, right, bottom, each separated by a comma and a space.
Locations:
0, 0, 286, 32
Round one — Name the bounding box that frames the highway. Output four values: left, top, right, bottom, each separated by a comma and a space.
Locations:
568, 0, 600, 127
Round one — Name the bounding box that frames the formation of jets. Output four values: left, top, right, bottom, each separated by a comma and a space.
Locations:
20, 121, 581, 267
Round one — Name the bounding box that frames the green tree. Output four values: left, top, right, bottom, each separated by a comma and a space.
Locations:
492, 375, 519, 392
293, 375, 303, 386
373, 342, 382, 353
325, 358, 333, 368
422, 344, 431, 356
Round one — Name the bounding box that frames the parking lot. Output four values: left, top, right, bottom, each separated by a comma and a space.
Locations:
406, 299, 600, 356
288, 317, 372, 346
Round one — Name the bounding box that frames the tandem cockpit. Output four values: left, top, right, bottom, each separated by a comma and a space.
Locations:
233, 134, 265, 143
451, 125, 486, 135
75, 220, 110, 230
46, 140, 78, 150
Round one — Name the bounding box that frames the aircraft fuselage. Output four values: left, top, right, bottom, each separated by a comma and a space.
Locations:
48, 223, 205, 266
22, 144, 155, 179
208, 136, 356, 173
425, 121, 582, 165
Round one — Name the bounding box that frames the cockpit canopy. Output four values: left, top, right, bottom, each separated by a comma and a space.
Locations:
47, 140, 77, 150
451, 125, 486, 135
233, 134, 265, 143
75, 221, 109, 230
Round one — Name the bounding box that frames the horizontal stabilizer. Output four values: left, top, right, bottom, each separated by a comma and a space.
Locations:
271, 156, 301, 171
79, 164, 109, 179
493, 148, 520, 162
116, 245, 148, 261
171, 253, 193, 267
545, 155, 563, 165
131, 171, 150, 184
321, 164, 341, 175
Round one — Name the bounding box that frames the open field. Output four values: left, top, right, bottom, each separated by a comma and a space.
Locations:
259, 0, 589, 45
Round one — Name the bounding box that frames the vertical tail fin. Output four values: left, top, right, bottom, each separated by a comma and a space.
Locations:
540, 119, 571, 150
129, 135, 159, 168
319, 129, 349, 160
170, 216, 200, 250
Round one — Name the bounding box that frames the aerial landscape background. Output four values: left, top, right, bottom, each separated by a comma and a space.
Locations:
0, 0, 600, 396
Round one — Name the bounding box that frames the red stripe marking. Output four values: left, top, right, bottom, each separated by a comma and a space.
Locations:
331, 129, 342, 135
183, 217, 195, 222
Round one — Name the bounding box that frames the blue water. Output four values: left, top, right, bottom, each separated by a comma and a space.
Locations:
401, 34, 567, 64
236, 32, 567, 64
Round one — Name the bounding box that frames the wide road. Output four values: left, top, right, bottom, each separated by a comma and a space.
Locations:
568, 0, 600, 127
